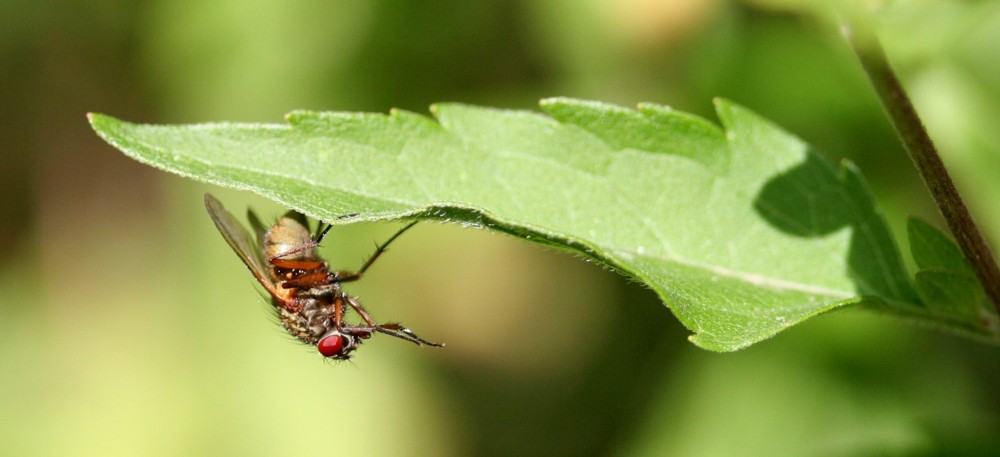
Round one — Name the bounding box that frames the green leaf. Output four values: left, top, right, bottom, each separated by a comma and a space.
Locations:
908, 218, 995, 330
909, 217, 974, 274
87, 98, 999, 350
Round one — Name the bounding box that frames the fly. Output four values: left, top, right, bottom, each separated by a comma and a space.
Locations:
204, 193, 443, 360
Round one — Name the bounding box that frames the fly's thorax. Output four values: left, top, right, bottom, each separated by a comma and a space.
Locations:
264, 216, 315, 260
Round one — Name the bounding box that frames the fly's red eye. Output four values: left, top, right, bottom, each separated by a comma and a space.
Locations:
318, 335, 345, 357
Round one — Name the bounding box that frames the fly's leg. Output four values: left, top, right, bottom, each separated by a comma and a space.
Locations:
270, 210, 353, 260
330, 221, 419, 283
375, 323, 445, 347
279, 271, 332, 289
339, 294, 444, 347
269, 242, 320, 262
331, 294, 349, 333
342, 293, 377, 327
271, 220, 419, 284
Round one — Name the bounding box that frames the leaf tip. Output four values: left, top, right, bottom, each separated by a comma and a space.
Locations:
86, 112, 108, 126
86, 112, 99, 130
86, 112, 122, 136
906, 215, 932, 236
711, 97, 740, 117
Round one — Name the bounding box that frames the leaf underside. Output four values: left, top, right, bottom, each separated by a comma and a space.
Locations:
88, 98, 999, 351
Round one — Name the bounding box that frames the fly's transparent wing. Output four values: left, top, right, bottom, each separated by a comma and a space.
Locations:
204, 193, 275, 294
247, 208, 268, 248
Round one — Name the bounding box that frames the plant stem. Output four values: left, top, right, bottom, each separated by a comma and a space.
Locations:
845, 25, 1000, 316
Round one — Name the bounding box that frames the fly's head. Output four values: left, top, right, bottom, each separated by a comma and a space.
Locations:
317, 330, 363, 360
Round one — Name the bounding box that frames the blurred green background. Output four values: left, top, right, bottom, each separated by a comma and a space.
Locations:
3, 0, 1000, 455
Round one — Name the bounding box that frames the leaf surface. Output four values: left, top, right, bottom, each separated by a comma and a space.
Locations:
88, 98, 998, 350
908, 218, 995, 331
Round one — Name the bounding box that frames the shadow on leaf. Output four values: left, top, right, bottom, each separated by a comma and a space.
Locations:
754, 152, 916, 303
